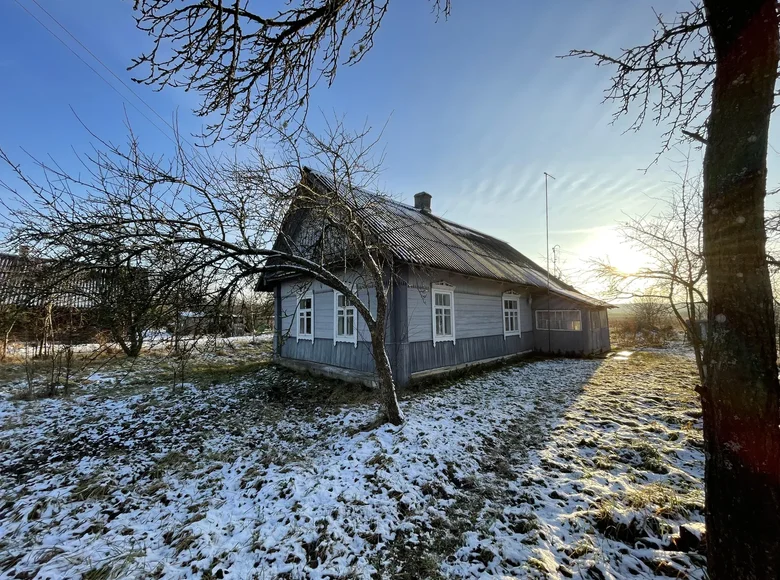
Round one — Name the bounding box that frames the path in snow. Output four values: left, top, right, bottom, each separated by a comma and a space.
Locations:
442, 351, 705, 579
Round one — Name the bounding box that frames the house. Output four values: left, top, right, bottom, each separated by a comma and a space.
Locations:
0, 250, 113, 354
0, 250, 104, 310
258, 170, 612, 387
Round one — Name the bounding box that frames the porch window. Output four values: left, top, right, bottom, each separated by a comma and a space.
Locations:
334, 291, 357, 345
536, 309, 582, 331
502, 293, 521, 337
297, 291, 314, 341
432, 284, 455, 345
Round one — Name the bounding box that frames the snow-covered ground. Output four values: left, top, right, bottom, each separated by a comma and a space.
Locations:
0, 349, 704, 579
3, 332, 273, 358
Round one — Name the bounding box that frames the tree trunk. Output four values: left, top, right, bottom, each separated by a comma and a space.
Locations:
370, 278, 404, 426
701, 1, 780, 577
371, 330, 404, 426
2, 319, 15, 361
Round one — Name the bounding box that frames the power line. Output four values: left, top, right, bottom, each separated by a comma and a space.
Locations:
28, 0, 194, 148
12, 0, 182, 148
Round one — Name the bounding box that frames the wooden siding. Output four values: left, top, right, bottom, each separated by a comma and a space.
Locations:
407, 286, 433, 342
390, 265, 410, 384
406, 268, 532, 343
275, 266, 610, 382
520, 301, 533, 333
409, 333, 534, 373
280, 337, 376, 372
455, 293, 502, 339
278, 276, 376, 343
277, 273, 381, 373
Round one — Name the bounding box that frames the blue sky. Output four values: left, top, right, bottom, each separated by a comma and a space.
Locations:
1, 0, 778, 292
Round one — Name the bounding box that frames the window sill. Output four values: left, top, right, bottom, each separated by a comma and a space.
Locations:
334, 336, 358, 347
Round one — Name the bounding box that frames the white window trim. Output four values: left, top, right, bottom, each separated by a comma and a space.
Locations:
333, 290, 358, 347
535, 309, 582, 332
502, 291, 521, 338
431, 282, 456, 346
296, 290, 314, 342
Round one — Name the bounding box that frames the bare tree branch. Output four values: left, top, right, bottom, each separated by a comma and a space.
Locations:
130, 0, 449, 143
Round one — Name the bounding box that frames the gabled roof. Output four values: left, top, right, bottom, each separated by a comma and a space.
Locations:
264, 169, 611, 309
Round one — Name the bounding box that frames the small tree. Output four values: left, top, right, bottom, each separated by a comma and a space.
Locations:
0, 304, 25, 360
630, 296, 671, 333
238, 293, 274, 336
591, 163, 707, 377
1, 120, 405, 424
90, 263, 156, 357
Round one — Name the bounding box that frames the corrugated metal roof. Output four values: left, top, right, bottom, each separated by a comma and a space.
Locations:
264, 170, 611, 309
0, 253, 107, 309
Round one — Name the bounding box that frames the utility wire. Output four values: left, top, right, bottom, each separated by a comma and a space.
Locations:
12, 0, 182, 148
27, 0, 196, 149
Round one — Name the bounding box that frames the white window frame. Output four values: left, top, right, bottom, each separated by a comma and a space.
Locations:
333, 291, 358, 347
535, 309, 582, 332
502, 292, 521, 338
432, 283, 456, 346
296, 290, 314, 342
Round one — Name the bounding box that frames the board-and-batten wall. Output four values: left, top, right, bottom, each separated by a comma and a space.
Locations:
405, 268, 535, 374
278, 276, 379, 372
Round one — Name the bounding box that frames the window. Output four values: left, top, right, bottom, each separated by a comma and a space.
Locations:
432, 283, 455, 345
536, 309, 582, 331
297, 291, 314, 341
503, 293, 521, 337
334, 291, 357, 345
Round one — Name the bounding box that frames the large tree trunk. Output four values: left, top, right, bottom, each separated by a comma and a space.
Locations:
701, 0, 780, 577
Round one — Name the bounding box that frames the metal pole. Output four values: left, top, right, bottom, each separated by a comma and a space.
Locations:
544, 172, 556, 353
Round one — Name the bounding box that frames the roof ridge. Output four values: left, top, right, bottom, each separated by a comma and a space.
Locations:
300, 168, 596, 301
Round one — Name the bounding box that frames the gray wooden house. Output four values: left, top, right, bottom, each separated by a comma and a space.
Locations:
258, 170, 612, 387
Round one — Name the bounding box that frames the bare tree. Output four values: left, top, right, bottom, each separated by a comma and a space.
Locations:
630, 296, 672, 331
238, 293, 274, 337
591, 162, 707, 377
89, 259, 188, 358
1, 119, 405, 425
0, 304, 24, 360
130, 0, 449, 142
568, 2, 780, 576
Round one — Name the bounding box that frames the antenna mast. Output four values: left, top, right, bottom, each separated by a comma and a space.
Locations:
544, 172, 556, 352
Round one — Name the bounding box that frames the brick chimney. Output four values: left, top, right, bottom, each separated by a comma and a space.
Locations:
414, 191, 432, 213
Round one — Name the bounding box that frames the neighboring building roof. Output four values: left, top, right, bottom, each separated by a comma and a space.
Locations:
262, 170, 611, 309
0, 252, 106, 309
